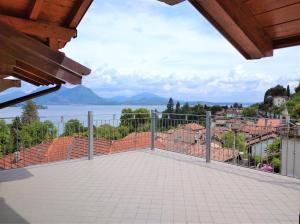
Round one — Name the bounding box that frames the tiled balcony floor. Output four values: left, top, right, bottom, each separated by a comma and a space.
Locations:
0, 149, 299, 224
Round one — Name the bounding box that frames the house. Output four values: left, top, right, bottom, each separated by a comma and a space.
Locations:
256, 118, 283, 128
214, 108, 242, 118
226, 108, 243, 118
273, 96, 288, 107
246, 133, 277, 157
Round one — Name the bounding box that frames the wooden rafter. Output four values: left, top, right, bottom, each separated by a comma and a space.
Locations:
189, 0, 273, 59
48, 38, 60, 50
0, 0, 92, 107
13, 67, 49, 85
0, 14, 76, 42
273, 35, 300, 49
0, 63, 14, 76
0, 23, 89, 76
0, 40, 80, 84
29, 0, 44, 20
12, 73, 40, 86
0, 22, 91, 85
16, 61, 65, 85
0, 79, 21, 92
67, 0, 93, 28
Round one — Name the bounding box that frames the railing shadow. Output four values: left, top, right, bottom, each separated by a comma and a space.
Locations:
0, 168, 33, 183
0, 198, 29, 223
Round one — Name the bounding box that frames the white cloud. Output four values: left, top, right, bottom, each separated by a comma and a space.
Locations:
62, 0, 300, 102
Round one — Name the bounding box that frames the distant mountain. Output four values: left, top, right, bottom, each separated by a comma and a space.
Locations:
188, 101, 253, 107
0, 85, 255, 106
33, 85, 107, 105
0, 90, 26, 103
108, 92, 169, 105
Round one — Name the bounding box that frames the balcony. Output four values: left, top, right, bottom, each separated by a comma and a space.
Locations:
1, 112, 300, 223
1, 148, 300, 223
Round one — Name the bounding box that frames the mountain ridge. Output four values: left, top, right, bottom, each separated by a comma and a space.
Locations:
0, 85, 255, 106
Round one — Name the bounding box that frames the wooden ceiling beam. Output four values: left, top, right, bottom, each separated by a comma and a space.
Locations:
0, 50, 16, 66
0, 64, 14, 76
0, 22, 89, 85
16, 61, 64, 85
0, 22, 90, 75
0, 14, 76, 42
0, 39, 82, 85
12, 73, 41, 86
29, 0, 44, 20
67, 0, 93, 28
0, 79, 21, 92
188, 0, 273, 59
48, 38, 60, 50
273, 35, 300, 49
13, 67, 50, 85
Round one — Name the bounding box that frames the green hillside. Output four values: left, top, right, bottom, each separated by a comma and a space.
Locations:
287, 91, 300, 119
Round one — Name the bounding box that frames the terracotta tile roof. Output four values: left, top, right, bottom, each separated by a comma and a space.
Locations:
246, 133, 278, 146
0, 132, 166, 170
155, 131, 238, 162
256, 119, 283, 128
0, 124, 249, 170
182, 123, 205, 131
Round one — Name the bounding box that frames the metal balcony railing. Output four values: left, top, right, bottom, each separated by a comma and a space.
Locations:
0, 111, 299, 178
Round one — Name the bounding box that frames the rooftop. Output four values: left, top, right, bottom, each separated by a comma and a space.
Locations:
1, 149, 299, 223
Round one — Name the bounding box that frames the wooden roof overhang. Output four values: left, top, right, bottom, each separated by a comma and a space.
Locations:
159, 0, 300, 59
0, 0, 92, 94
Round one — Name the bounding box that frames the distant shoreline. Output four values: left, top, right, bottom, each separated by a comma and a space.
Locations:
8, 102, 255, 107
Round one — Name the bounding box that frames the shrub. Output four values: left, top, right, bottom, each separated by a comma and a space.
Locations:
271, 158, 281, 172
254, 155, 262, 165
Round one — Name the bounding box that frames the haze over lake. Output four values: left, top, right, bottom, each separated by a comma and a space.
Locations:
0, 105, 166, 123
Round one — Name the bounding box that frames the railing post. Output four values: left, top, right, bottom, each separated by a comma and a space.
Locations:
233, 130, 236, 165
206, 111, 211, 163
88, 111, 93, 160
150, 110, 155, 150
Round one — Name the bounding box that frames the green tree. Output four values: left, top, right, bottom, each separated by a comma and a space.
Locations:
120, 108, 150, 132
292, 104, 300, 119
0, 120, 10, 156
96, 124, 129, 140
211, 105, 223, 115
120, 108, 134, 127
10, 117, 23, 151
134, 108, 150, 131
295, 82, 300, 93
221, 131, 246, 153
191, 104, 205, 115
63, 119, 85, 136
266, 138, 281, 170
232, 102, 242, 108
266, 138, 280, 157
166, 98, 174, 113
242, 107, 256, 117
21, 100, 39, 124
264, 85, 287, 102
175, 101, 181, 114
182, 102, 190, 114
287, 85, 290, 97
19, 121, 57, 148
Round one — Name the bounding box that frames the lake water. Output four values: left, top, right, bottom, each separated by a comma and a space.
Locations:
0, 105, 166, 123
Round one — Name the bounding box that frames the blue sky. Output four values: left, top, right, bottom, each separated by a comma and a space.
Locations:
53, 0, 299, 102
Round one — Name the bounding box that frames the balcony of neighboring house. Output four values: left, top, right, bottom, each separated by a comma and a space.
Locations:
1, 111, 300, 223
